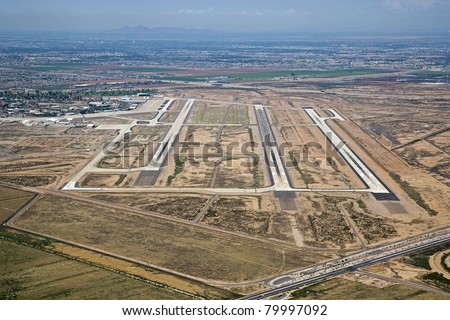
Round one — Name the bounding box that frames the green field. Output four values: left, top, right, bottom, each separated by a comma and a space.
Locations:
13, 195, 333, 283
410, 70, 449, 77
189, 104, 249, 124
7, 64, 393, 81
0, 186, 35, 224
291, 277, 449, 300
157, 69, 393, 82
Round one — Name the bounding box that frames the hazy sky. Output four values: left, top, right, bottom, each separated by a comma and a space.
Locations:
0, 0, 449, 33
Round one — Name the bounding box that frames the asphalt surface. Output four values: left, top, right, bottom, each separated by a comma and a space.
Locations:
242, 229, 450, 300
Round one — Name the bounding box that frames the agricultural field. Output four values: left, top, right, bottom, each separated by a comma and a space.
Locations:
155, 69, 392, 82
12, 194, 334, 283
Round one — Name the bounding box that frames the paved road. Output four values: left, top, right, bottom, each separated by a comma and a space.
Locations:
242, 228, 450, 299
429, 249, 450, 279
194, 194, 220, 223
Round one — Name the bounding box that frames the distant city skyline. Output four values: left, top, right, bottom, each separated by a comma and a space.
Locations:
0, 0, 449, 34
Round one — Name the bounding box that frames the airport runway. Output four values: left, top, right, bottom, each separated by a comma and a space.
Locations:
63, 102, 397, 198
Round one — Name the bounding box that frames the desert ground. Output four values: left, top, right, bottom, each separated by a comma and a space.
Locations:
1, 75, 449, 298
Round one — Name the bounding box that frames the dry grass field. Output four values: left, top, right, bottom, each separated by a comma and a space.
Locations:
13, 195, 334, 283
0, 124, 112, 188
0, 186, 34, 224
0, 227, 237, 299
291, 192, 435, 249
0, 238, 192, 299
158, 124, 268, 188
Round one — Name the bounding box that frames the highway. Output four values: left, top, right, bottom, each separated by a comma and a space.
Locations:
242, 227, 450, 299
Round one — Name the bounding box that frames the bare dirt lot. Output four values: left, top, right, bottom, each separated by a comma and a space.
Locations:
0, 175, 57, 187
396, 140, 450, 187
293, 193, 422, 249
0, 123, 112, 188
